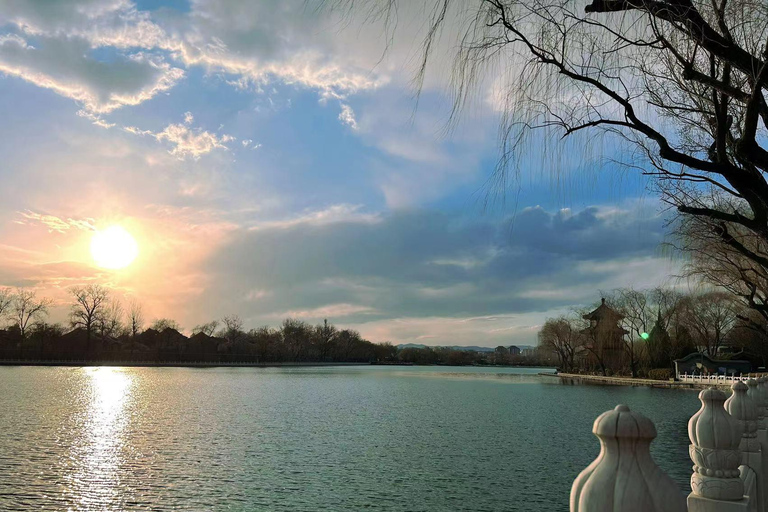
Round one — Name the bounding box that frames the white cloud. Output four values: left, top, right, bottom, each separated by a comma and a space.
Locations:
0, 32, 184, 113
276, 303, 376, 320
249, 204, 381, 231
16, 211, 96, 234
124, 115, 235, 159
338, 103, 359, 130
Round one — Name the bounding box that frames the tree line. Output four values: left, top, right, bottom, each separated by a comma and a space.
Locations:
538, 287, 767, 379
0, 284, 538, 366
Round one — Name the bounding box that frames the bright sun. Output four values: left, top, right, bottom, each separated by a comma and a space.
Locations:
90, 226, 139, 270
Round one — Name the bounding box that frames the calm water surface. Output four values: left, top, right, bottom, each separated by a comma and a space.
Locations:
0, 365, 701, 511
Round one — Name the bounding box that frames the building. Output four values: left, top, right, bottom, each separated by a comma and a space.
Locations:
674, 352, 751, 378
508, 346, 521, 356
579, 298, 628, 372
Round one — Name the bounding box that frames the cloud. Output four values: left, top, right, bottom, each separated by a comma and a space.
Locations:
16, 211, 96, 234
274, 303, 376, 320
197, 201, 679, 344
124, 115, 234, 159
249, 204, 381, 230
0, 33, 183, 113
339, 103, 359, 130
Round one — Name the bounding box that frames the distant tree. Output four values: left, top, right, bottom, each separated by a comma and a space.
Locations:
315, 319, 338, 360
538, 316, 583, 372
646, 313, 673, 369
128, 299, 144, 339
603, 288, 683, 374
281, 318, 313, 361
150, 318, 181, 332
70, 285, 110, 346
13, 289, 51, 340
97, 299, 124, 340
0, 287, 14, 324
670, 324, 698, 361
192, 320, 219, 337
335, 328, 364, 361
679, 291, 739, 355
249, 326, 282, 362
220, 315, 244, 344
373, 341, 398, 362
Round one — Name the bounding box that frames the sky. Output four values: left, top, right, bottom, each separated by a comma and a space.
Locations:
0, 0, 684, 346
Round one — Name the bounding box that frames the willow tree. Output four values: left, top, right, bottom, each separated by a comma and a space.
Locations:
344, 0, 768, 322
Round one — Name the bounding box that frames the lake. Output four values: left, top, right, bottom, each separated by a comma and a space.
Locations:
0, 365, 701, 511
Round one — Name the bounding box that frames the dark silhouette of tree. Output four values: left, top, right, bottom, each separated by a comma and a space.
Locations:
70, 285, 109, 348
281, 318, 312, 361
150, 318, 181, 332
678, 291, 739, 355
538, 316, 583, 371
128, 299, 144, 339
0, 287, 14, 322
220, 315, 244, 344
316, 319, 338, 361
647, 312, 673, 368
13, 289, 51, 340
192, 320, 219, 337
97, 299, 124, 340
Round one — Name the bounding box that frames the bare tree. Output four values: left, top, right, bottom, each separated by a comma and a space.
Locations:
128, 299, 144, 339
97, 299, 124, 340
192, 320, 219, 337
0, 287, 15, 322
13, 289, 51, 340
150, 318, 181, 332
70, 285, 110, 346
538, 315, 583, 371
604, 287, 683, 370
344, 0, 768, 322
315, 319, 338, 361
678, 290, 739, 355
220, 315, 244, 344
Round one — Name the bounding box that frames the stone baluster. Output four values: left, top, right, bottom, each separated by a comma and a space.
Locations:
726, 381, 763, 511
570, 404, 686, 512
687, 388, 747, 511
726, 381, 759, 453
747, 379, 766, 431
759, 377, 768, 421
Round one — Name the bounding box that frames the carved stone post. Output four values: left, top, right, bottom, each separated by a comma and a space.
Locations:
759, 377, 768, 421
747, 379, 766, 430
688, 388, 747, 511
726, 381, 763, 511
570, 404, 686, 512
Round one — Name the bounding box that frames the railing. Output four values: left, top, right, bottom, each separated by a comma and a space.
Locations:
571, 376, 768, 511
678, 372, 759, 384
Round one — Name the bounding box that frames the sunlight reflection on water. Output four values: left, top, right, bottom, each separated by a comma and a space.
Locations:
0, 365, 699, 511
66, 368, 133, 511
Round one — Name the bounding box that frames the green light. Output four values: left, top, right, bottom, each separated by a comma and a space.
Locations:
640, 332, 649, 340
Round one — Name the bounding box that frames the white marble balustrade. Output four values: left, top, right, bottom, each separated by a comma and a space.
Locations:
570, 379, 768, 512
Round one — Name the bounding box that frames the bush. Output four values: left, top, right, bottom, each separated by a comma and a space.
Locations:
648, 368, 674, 381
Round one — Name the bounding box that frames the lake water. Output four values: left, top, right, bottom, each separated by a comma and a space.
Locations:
0, 365, 701, 511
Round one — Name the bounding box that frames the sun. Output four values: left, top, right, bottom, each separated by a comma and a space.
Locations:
90, 226, 139, 270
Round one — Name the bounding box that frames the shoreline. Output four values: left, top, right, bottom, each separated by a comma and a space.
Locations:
539, 372, 736, 390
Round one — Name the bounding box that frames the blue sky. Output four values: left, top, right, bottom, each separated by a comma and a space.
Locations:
0, 0, 682, 345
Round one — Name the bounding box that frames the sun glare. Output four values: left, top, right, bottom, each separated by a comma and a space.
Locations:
90, 226, 139, 270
